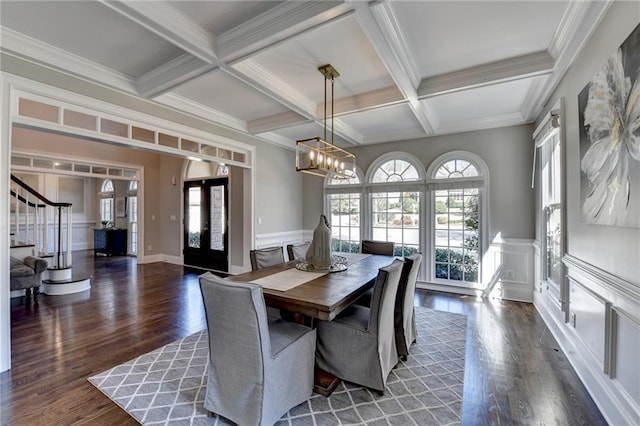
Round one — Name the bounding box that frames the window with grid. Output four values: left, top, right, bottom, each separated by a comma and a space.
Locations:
431, 158, 482, 284
326, 173, 362, 253
128, 181, 138, 255
100, 179, 114, 222
369, 158, 421, 256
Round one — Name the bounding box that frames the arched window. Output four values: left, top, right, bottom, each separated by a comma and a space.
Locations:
99, 179, 114, 223
366, 153, 424, 256
325, 168, 363, 253
427, 152, 488, 285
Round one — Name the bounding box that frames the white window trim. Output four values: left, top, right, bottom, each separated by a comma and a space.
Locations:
426, 151, 489, 288
321, 150, 491, 288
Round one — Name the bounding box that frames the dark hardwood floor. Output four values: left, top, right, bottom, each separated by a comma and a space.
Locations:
1, 251, 606, 425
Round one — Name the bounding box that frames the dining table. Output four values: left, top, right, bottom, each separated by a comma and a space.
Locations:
227, 252, 397, 396
227, 253, 396, 321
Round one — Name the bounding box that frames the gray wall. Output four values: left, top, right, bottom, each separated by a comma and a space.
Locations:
540, 1, 640, 284
532, 3, 640, 423
3, 56, 306, 256
303, 124, 535, 241
255, 143, 303, 234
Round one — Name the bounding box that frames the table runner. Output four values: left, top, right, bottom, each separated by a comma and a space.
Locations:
250, 268, 327, 291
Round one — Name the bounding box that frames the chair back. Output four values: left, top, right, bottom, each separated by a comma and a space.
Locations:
286, 242, 310, 261
361, 239, 394, 256
199, 273, 271, 390
368, 259, 404, 335
250, 246, 285, 271
398, 254, 422, 313
396, 254, 422, 349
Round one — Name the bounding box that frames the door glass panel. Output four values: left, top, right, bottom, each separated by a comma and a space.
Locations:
209, 185, 225, 251
188, 187, 201, 248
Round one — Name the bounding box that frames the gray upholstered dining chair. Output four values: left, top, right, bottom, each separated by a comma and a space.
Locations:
315, 259, 404, 394
199, 272, 316, 426
250, 246, 285, 271
395, 253, 422, 360
286, 241, 310, 261
361, 239, 395, 256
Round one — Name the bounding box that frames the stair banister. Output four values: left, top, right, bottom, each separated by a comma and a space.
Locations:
10, 174, 72, 267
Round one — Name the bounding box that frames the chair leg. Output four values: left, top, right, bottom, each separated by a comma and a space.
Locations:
401, 355, 407, 362
24, 288, 32, 301
33, 287, 40, 303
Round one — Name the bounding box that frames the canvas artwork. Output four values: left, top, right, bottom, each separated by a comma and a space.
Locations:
578, 22, 640, 228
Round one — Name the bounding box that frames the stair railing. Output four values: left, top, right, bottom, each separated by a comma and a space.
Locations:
10, 174, 73, 269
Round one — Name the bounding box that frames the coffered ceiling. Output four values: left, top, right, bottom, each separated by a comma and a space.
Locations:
0, 1, 611, 149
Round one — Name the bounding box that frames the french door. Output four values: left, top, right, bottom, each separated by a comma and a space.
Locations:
183, 178, 228, 272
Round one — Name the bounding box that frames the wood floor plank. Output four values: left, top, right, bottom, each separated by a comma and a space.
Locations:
1, 251, 606, 425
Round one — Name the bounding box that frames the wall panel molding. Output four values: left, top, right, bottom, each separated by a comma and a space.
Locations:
534, 253, 640, 424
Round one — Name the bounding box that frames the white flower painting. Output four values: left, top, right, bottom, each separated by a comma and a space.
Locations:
579, 23, 640, 228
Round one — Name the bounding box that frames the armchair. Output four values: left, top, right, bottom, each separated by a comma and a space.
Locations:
199, 272, 316, 425
10, 256, 48, 303
315, 259, 403, 394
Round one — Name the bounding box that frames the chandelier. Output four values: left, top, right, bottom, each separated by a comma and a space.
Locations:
296, 64, 356, 179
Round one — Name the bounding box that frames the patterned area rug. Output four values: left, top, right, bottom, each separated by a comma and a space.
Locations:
88, 307, 467, 425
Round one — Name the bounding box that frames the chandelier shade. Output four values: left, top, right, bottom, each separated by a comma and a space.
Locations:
296, 64, 356, 179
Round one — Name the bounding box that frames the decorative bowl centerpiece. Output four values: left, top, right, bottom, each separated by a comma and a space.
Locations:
296, 214, 348, 273
295, 255, 348, 273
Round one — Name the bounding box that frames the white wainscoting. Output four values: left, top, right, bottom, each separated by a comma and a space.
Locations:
534, 254, 640, 426
255, 230, 311, 257
419, 237, 535, 303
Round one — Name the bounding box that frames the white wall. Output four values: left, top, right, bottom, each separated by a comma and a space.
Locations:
534, 2, 640, 424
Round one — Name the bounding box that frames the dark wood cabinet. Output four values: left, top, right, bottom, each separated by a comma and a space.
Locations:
94, 229, 127, 256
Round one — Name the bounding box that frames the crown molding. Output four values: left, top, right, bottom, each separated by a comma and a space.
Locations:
526, 0, 613, 121
362, 126, 427, 145
217, 1, 350, 62
521, 75, 551, 122
99, 0, 217, 62
0, 26, 136, 93
153, 92, 247, 132
136, 55, 214, 98
435, 112, 526, 136
417, 51, 554, 99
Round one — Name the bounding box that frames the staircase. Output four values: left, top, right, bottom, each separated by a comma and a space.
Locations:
10, 174, 91, 296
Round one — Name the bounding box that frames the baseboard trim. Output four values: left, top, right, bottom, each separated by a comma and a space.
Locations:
534, 292, 639, 425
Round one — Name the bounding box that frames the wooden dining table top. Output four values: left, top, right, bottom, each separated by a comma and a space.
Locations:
227, 254, 396, 321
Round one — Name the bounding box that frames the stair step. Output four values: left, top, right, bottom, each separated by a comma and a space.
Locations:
42, 274, 92, 296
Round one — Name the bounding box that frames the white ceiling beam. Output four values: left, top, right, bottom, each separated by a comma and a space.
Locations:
320, 85, 405, 117
418, 51, 555, 99
99, 0, 218, 63
435, 112, 526, 137
230, 60, 317, 118
153, 92, 247, 133
136, 55, 215, 98
356, 1, 436, 135
248, 111, 309, 134
216, 1, 350, 63
229, 60, 363, 145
